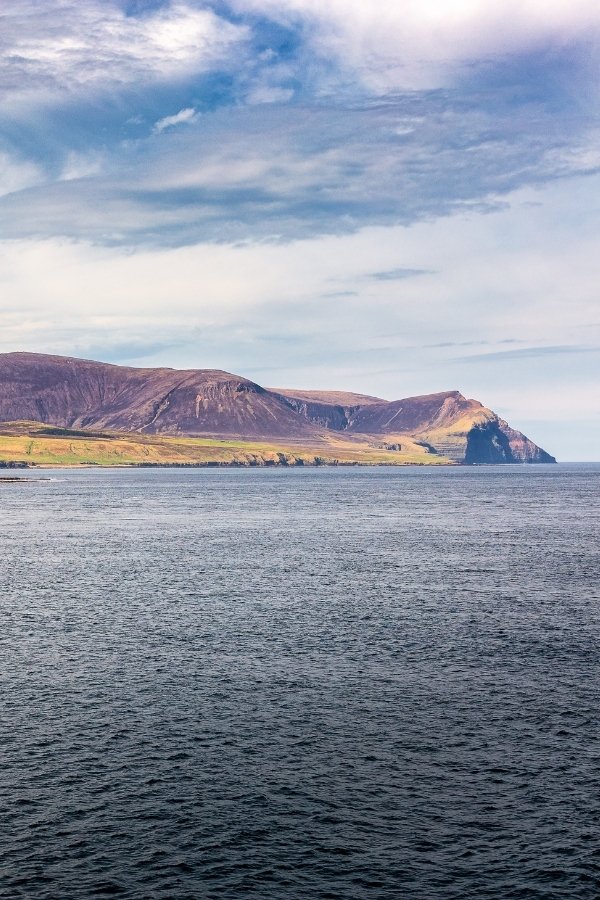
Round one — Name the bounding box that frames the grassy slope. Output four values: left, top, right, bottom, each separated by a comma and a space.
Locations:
0, 422, 455, 467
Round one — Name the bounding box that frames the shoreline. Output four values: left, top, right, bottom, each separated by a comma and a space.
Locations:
2, 459, 457, 470
0, 459, 563, 472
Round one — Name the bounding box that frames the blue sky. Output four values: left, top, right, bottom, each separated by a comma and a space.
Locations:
1, 0, 599, 458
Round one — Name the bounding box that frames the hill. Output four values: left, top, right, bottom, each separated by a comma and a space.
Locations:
0, 353, 555, 465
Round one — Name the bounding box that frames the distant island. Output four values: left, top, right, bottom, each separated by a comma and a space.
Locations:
0, 352, 555, 467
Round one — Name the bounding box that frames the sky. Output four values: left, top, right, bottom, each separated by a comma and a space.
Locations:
1, 0, 599, 459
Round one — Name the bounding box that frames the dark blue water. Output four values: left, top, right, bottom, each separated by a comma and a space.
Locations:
1, 465, 599, 899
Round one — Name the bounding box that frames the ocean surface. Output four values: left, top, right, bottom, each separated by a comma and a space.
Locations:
1, 464, 599, 899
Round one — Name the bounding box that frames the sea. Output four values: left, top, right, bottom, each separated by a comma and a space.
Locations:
1, 464, 599, 899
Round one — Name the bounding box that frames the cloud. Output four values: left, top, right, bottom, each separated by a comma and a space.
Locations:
369, 268, 431, 282
246, 85, 294, 105
230, 0, 600, 90
0, 152, 44, 198
459, 345, 600, 362
0, 1, 597, 252
60, 151, 105, 181
2, 97, 597, 247
153, 107, 199, 133
0, 1, 247, 108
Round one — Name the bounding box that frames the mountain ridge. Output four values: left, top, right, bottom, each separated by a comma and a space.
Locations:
0, 352, 556, 464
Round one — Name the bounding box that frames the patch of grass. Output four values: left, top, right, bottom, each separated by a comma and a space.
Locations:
0, 422, 456, 467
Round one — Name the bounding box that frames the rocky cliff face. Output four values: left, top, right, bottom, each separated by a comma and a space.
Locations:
0, 353, 555, 463
486, 419, 556, 464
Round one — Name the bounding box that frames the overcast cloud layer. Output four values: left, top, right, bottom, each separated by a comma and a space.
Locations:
1, 0, 598, 458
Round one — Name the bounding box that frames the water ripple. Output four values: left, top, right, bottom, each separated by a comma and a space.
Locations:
0, 465, 599, 898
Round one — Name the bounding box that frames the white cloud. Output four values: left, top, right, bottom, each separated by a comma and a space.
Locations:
0, 1, 247, 107
232, 0, 600, 89
246, 86, 294, 105
153, 107, 199, 134
60, 151, 105, 181
0, 153, 44, 198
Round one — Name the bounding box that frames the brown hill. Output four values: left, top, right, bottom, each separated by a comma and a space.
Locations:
0, 352, 555, 463
0, 352, 312, 439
